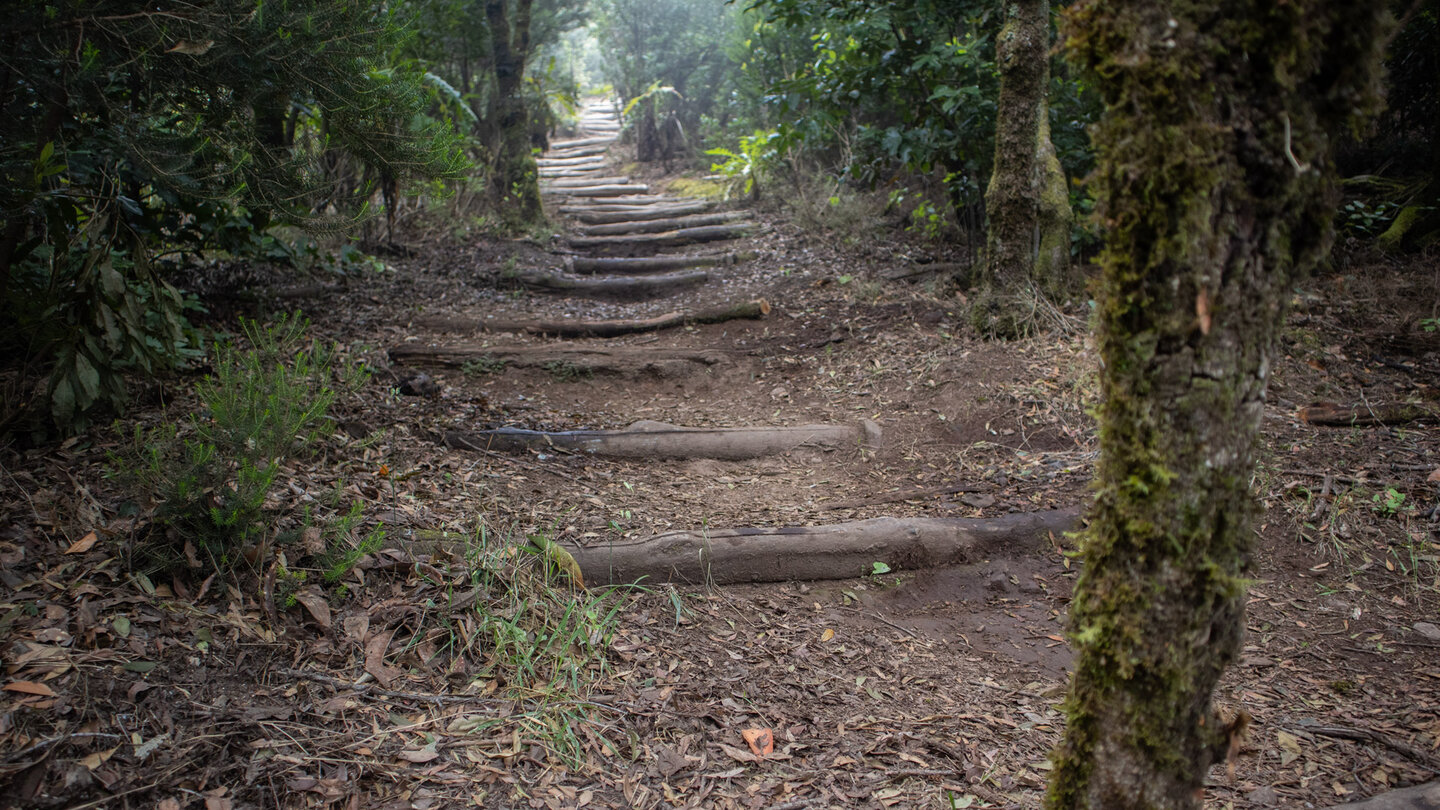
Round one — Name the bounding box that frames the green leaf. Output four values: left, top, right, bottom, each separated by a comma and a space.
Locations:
122, 661, 158, 673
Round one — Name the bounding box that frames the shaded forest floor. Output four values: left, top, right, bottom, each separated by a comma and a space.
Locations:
3, 129, 1440, 808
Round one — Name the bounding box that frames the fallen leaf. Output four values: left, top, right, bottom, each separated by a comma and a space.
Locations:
292, 587, 332, 629
741, 727, 773, 757
343, 613, 369, 643
166, 39, 214, 56
1276, 730, 1302, 767
65, 532, 99, 554
1428, 467, 1440, 483
397, 746, 441, 763
721, 743, 758, 763
820, 628, 835, 642
4, 680, 56, 697
80, 746, 119, 770
364, 630, 402, 688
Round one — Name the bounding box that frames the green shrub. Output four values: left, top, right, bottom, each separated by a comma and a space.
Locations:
118, 314, 367, 572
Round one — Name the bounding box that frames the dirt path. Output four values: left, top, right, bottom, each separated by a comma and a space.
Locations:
3, 101, 1438, 809
360, 102, 1440, 807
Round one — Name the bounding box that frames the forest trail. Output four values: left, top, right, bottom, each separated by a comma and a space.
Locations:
394, 98, 1076, 590
361, 102, 1440, 806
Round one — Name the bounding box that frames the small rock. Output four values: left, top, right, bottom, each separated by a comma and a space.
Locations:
961, 493, 996, 509
1246, 786, 1278, 806
398, 372, 440, 397
985, 570, 1010, 594
1414, 621, 1440, 642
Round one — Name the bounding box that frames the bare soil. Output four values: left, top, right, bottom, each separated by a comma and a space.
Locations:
3, 130, 1440, 809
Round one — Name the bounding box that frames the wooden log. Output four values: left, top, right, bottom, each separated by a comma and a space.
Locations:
572, 202, 714, 224
539, 169, 613, 179
1333, 781, 1440, 809
565, 509, 1079, 586
517, 268, 709, 299
1298, 402, 1439, 427
566, 223, 751, 249
387, 343, 735, 374
581, 212, 747, 236
557, 195, 679, 206
543, 176, 630, 188
545, 145, 609, 159
558, 201, 707, 215
535, 155, 605, 167
415, 299, 770, 338
567, 252, 751, 274
550, 136, 615, 150
446, 418, 878, 460
543, 185, 650, 198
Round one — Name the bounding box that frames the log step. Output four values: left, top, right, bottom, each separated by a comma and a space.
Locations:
543, 176, 630, 188
517, 268, 709, 299
566, 223, 752, 249
566, 252, 751, 274
545, 145, 610, 159
446, 419, 879, 460
536, 155, 606, 167
550, 136, 615, 150
413, 300, 769, 338
571, 202, 715, 224
388, 344, 734, 376
580, 212, 748, 237
564, 509, 1080, 585
543, 185, 651, 198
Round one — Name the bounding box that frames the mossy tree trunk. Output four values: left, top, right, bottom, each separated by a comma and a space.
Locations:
976, 0, 1073, 339
485, 0, 544, 227
1045, 3, 1389, 809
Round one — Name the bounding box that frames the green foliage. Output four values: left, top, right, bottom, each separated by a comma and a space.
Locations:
0, 0, 468, 436
1340, 199, 1401, 237
1370, 487, 1407, 517
740, 2, 999, 202
706, 128, 780, 199
318, 501, 388, 583
117, 314, 367, 572
462, 356, 509, 376
593, 0, 737, 161
544, 360, 591, 382
422, 524, 631, 767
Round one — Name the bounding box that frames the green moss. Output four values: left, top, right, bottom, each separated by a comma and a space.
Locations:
1377, 205, 1421, 253
668, 176, 728, 201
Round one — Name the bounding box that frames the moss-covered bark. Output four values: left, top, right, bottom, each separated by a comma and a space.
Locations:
485, 0, 544, 227
976, 0, 1072, 339
1045, 3, 1389, 809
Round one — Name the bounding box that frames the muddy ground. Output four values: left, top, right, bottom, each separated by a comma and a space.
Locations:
2, 136, 1440, 809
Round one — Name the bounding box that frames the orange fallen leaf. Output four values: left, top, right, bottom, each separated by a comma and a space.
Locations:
4, 680, 57, 697
741, 727, 773, 757
820, 628, 835, 642
1428, 467, 1440, 483
65, 531, 98, 554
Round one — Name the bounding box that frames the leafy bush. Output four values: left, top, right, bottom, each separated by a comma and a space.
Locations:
118, 314, 367, 572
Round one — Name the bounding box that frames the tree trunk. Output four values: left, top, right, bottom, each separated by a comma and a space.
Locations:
1045, 4, 1389, 810
484, 0, 543, 227
975, 0, 1072, 339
